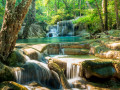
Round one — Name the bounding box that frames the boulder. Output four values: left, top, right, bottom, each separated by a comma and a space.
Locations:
23, 48, 40, 60
18, 23, 47, 39
23, 48, 45, 62
81, 59, 116, 79
49, 70, 61, 89
48, 62, 71, 89
6, 50, 26, 66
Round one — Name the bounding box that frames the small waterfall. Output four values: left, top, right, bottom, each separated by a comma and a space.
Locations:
67, 63, 80, 79
67, 62, 72, 79
47, 26, 58, 37
57, 21, 74, 36
59, 43, 65, 55
14, 67, 22, 84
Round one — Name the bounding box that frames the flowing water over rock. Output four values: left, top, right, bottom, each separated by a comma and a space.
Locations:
14, 52, 62, 89
50, 55, 99, 89
47, 20, 74, 37
14, 56, 51, 86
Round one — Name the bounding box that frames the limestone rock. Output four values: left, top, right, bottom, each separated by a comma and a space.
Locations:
64, 48, 89, 55
18, 23, 47, 39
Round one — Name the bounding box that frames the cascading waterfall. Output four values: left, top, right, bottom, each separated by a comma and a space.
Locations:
14, 55, 51, 87
66, 60, 82, 88
47, 20, 74, 37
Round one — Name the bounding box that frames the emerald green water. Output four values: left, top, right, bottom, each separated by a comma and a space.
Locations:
16, 36, 84, 44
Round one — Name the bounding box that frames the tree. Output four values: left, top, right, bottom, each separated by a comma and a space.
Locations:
104, 0, 108, 30
62, 0, 69, 9
23, 0, 36, 38
114, 0, 120, 29
78, 0, 82, 16
54, 0, 57, 13
95, 0, 104, 31
0, 0, 32, 61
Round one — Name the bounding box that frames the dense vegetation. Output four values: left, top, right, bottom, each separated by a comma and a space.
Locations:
0, 0, 120, 35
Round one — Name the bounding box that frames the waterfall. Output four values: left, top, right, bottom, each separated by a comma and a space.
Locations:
59, 43, 65, 55
14, 55, 51, 86
67, 63, 80, 79
14, 67, 22, 84
47, 26, 58, 37
47, 20, 74, 37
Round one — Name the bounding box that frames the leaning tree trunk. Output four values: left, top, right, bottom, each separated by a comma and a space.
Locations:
114, 0, 120, 29
95, 0, 104, 31
0, 0, 32, 61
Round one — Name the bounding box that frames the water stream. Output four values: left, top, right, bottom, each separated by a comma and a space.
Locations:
14, 54, 52, 89
50, 55, 99, 89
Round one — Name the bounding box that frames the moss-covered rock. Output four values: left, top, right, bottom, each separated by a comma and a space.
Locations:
114, 62, 120, 79
0, 62, 14, 83
48, 62, 71, 89
7, 50, 25, 66
81, 59, 116, 79
0, 81, 28, 90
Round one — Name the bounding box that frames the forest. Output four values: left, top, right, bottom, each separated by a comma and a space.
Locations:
0, 0, 120, 90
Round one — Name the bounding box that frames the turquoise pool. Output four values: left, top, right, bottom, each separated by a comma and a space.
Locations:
16, 36, 84, 44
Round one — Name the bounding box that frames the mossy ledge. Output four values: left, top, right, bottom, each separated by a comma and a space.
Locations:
0, 81, 28, 90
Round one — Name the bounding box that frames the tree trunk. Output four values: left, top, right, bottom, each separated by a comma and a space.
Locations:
102, 0, 105, 13
57, 0, 60, 9
95, 0, 104, 31
73, 0, 76, 17
104, 0, 108, 30
78, 0, 82, 16
114, 0, 120, 29
55, 0, 57, 13
62, 0, 69, 9
23, 0, 36, 39
0, 0, 32, 61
